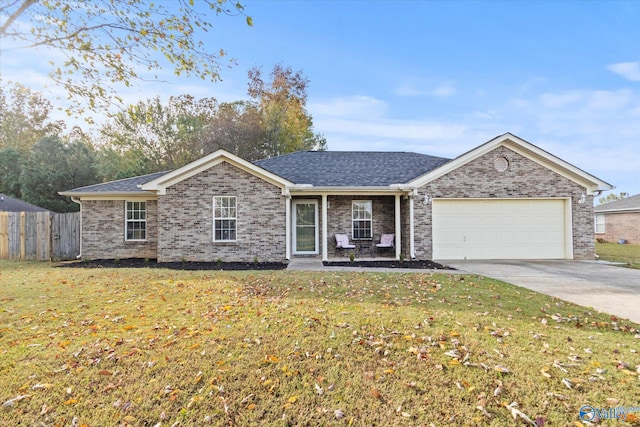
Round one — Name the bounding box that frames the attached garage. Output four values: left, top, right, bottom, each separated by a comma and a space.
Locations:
432, 198, 572, 260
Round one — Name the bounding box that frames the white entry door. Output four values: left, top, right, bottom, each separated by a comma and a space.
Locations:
293, 200, 318, 254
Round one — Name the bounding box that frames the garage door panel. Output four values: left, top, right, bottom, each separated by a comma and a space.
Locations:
433, 199, 568, 260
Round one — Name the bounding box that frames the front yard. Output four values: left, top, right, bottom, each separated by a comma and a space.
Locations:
1, 260, 639, 426
596, 242, 640, 269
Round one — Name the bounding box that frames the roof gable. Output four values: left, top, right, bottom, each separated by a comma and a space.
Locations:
594, 193, 640, 213
409, 132, 613, 194
254, 151, 451, 187
59, 171, 170, 197
141, 149, 293, 195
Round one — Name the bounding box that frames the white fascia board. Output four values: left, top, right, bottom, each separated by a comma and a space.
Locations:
288, 185, 410, 196
58, 192, 157, 201
408, 132, 613, 193
141, 149, 293, 195
594, 207, 640, 214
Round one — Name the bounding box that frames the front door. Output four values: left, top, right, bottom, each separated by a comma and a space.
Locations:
293, 200, 318, 254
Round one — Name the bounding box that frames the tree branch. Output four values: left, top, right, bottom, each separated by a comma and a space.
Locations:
0, 0, 37, 36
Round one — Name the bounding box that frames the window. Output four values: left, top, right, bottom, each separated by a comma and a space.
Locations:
213, 196, 237, 241
352, 200, 372, 239
594, 214, 605, 233
125, 201, 146, 241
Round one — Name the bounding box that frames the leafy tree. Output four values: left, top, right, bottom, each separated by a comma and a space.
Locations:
248, 64, 327, 157
99, 95, 217, 175
0, 0, 251, 116
20, 133, 98, 212
0, 82, 63, 152
201, 101, 266, 161
0, 147, 24, 197
598, 192, 629, 205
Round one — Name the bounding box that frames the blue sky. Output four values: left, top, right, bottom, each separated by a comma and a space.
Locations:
3, 0, 640, 197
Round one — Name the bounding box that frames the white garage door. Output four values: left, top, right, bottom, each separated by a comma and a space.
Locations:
432, 199, 570, 260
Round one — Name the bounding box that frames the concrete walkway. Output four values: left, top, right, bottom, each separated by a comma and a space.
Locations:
444, 260, 640, 324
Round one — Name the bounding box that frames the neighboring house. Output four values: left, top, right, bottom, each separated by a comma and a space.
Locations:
594, 194, 640, 244
60, 133, 612, 262
0, 193, 50, 212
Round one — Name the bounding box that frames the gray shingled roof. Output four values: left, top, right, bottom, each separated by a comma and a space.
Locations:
254, 151, 451, 186
0, 193, 50, 212
61, 171, 170, 194
594, 193, 640, 212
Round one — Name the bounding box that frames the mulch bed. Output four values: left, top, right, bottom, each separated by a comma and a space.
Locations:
322, 260, 455, 270
56, 259, 288, 271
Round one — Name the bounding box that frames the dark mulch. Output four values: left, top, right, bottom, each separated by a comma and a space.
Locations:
56, 259, 288, 271
322, 259, 455, 270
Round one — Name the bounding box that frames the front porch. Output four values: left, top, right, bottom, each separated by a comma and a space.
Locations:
284, 191, 419, 262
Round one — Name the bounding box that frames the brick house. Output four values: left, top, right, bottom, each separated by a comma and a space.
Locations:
594, 194, 640, 244
60, 133, 612, 262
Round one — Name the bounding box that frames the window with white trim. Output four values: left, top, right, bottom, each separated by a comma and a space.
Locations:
594, 214, 605, 233
213, 196, 237, 241
125, 201, 146, 241
352, 200, 372, 239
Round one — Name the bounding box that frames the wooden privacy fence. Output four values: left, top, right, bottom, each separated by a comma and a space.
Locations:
0, 212, 80, 261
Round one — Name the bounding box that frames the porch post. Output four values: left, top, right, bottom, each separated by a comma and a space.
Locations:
285, 191, 291, 260
395, 194, 401, 260
409, 191, 415, 259
321, 194, 328, 261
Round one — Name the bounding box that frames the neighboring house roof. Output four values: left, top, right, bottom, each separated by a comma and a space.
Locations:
59, 171, 170, 196
254, 151, 451, 186
0, 193, 50, 212
594, 193, 640, 213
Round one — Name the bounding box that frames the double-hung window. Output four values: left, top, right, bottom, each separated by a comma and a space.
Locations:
125, 201, 146, 241
594, 214, 605, 233
213, 196, 237, 241
352, 200, 372, 239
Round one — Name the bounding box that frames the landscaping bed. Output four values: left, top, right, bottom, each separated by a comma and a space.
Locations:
57, 258, 288, 270
323, 259, 455, 269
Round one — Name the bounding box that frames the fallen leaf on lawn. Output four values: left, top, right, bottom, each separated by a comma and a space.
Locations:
370, 388, 382, 400
561, 378, 573, 389
241, 394, 254, 404
98, 370, 113, 376
540, 367, 551, 378
2, 394, 31, 407
476, 405, 492, 419
493, 380, 503, 397
606, 397, 619, 405
287, 396, 298, 404
334, 409, 345, 419
315, 383, 324, 395
32, 383, 54, 390
40, 403, 51, 415
494, 365, 510, 374
63, 398, 78, 405
505, 402, 536, 426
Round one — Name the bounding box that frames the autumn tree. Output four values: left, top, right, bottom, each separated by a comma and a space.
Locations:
598, 192, 629, 205
0, 0, 251, 116
248, 64, 327, 157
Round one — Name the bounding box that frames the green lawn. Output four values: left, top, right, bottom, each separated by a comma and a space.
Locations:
1, 260, 639, 426
596, 242, 640, 269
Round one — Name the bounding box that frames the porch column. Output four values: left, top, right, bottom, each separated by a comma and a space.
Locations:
285, 193, 291, 260
321, 194, 328, 261
409, 191, 415, 259
395, 194, 401, 260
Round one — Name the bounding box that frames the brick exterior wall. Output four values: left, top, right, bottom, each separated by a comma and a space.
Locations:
415, 146, 595, 260
81, 199, 158, 260
325, 195, 396, 258
596, 212, 640, 244
156, 161, 286, 262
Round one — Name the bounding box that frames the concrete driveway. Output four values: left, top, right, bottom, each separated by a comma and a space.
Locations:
443, 260, 640, 324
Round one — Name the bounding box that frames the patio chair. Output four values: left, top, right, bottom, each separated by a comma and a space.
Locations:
335, 233, 356, 252
375, 233, 395, 254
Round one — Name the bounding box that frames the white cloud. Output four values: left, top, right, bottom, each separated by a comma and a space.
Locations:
539, 90, 584, 108
431, 83, 456, 98
607, 61, 640, 81
393, 82, 456, 98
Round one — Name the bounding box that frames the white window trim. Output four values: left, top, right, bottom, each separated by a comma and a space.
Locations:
213, 196, 237, 242
594, 213, 605, 234
125, 200, 147, 241
352, 200, 373, 240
